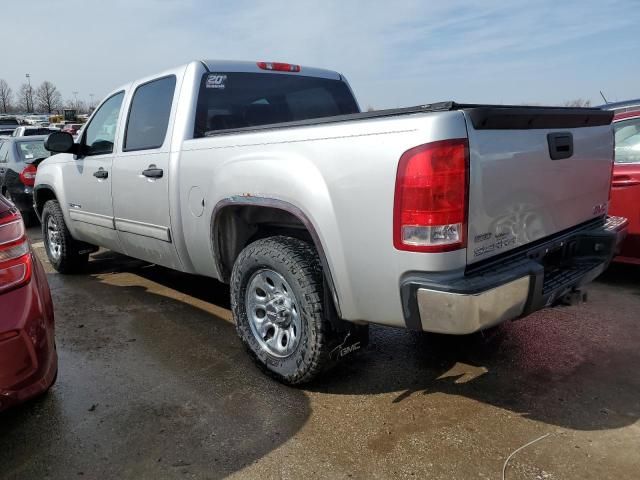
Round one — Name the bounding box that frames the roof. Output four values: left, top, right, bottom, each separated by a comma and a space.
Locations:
3, 135, 49, 143
201, 60, 342, 80
599, 98, 640, 113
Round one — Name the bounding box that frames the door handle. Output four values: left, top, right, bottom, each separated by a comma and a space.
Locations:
612, 175, 640, 187
93, 168, 108, 179
142, 164, 163, 179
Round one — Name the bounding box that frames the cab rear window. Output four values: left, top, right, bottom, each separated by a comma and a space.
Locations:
194, 72, 359, 137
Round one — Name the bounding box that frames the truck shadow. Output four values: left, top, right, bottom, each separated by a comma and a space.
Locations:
89, 252, 639, 435
310, 263, 640, 431
124, 252, 639, 434
0, 251, 308, 480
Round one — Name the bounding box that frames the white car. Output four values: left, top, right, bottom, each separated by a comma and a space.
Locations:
11, 126, 57, 137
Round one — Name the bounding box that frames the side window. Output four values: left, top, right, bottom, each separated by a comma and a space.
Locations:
0, 143, 7, 163
614, 117, 640, 164
124, 76, 176, 151
83, 91, 124, 156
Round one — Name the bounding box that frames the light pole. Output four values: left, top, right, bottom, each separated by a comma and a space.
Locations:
89, 93, 94, 109
25, 73, 32, 113
72, 91, 79, 110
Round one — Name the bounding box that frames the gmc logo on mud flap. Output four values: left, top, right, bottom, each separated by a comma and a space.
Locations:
339, 342, 361, 358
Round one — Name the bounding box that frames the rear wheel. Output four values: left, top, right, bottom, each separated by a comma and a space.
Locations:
231, 236, 342, 384
41, 200, 88, 273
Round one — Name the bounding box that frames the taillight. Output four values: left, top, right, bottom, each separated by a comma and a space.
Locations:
0, 208, 31, 294
393, 139, 469, 252
257, 61, 301, 73
19, 164, 37, 187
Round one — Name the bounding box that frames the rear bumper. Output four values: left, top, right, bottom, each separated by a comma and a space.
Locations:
400, 216, 628, 334
6, 187, 34, 213
0, 254, 57, 412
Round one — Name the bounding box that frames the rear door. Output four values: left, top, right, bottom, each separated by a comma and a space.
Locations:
464, 107, 614, 264
111, 74, 182, 269
610, 114, 640, 258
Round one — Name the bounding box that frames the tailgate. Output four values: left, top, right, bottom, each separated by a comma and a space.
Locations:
463, 106, 614, 264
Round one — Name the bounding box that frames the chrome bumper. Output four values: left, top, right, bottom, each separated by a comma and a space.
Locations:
416, 276, 530, 334
400, 216, 628, 335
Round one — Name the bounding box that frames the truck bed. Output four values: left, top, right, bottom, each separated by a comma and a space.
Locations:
204, 102, 613, 137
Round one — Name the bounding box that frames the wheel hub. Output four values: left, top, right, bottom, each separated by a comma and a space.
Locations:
46, 216, 62, 261
245, 269, 301, 358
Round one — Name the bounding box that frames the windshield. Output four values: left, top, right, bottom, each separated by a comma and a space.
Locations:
0, 118, 19, 126
17, 140, 51, 162
195, 72, 359, 137
614, 116, 640, 164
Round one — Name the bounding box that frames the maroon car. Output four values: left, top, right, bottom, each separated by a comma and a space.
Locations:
605, 100, 640, 264
0, 197, 56, 412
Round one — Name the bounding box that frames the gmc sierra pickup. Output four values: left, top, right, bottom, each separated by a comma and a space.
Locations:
34, 60, 627, 384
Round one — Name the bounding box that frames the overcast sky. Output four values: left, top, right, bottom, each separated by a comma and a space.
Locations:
3, 0, 638, 109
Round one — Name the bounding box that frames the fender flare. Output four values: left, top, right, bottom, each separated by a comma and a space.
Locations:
33, 183, 57, 221
211, 196, 342, 317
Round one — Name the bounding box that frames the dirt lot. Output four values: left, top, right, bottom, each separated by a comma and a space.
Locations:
1, 226, 639, 479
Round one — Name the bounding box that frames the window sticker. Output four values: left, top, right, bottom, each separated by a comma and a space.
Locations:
25, 154, 34, 159
206, 74, 227, 89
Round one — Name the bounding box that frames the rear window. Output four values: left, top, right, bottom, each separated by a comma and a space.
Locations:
17, 140, 51, 162
24, 128, 54, 136
0, 118, 19, 126
194, 72, 359, 137
614, 117, 640, 164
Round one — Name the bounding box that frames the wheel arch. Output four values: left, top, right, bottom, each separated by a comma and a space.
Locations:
33, 183, 58, 220
211, 196, 342, 317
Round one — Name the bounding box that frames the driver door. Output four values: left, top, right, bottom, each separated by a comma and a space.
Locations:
62, 91, 125, 251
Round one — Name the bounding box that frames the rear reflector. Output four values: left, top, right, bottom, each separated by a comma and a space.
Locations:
257, 61, 301, 73
19, 164, 37, 187
393, 139, 469, 252
0, 209, 31, 294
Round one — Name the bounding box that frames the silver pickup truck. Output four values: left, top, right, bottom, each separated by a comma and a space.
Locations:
34, 60, 627, 384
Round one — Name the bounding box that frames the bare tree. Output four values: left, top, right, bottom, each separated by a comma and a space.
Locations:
0, 79, 13, 113
35, 81, 62, 113
18, 83, 34, 112
563, 99, 591, 108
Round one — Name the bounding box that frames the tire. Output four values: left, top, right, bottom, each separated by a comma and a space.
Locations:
231, 236, 340, 384
41, 200, 89, 273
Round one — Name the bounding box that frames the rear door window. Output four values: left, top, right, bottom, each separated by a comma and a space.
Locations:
194, 72, 359, 137
124, 75, 176, 151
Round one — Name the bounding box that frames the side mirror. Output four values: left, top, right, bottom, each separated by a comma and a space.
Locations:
44, 131, 76, 153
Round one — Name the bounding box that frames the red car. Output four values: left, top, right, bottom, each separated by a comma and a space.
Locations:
0, 197, 57, 412
608, 101, 640, 264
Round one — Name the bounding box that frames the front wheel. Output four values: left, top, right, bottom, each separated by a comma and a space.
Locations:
231, 236, 340, 385
41, 200, 88, 273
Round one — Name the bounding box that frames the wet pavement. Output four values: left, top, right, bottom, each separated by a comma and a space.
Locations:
1, 226, 639, 479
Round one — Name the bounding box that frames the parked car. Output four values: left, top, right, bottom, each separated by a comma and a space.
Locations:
0, 135, 50, 225
0, 116, 19, 137
0, 197, 57, 412
61, 123, 83, 136
605, 101, 640, 264
11, 126, 58, 137
36, 60, 627, 384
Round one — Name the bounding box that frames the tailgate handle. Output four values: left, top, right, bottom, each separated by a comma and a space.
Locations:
547, 132, 573, 160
